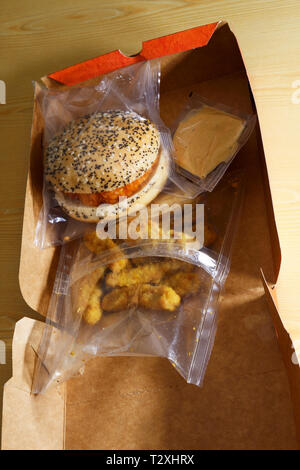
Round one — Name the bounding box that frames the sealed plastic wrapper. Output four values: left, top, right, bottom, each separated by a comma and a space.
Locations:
34, 60, 183, 248
32, 171, 244, 394
172, 94, 256, 193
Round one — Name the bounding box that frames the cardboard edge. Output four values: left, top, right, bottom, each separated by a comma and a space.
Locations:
18, 82, 40, 312
18, 177, 36, 309
225, 25, 282, 284
18, 80, 60, 315
255, 125, 281, 283
261, 269, 300, 446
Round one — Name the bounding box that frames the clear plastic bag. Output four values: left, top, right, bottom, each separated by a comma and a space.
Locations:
32, 170, 244, 393
171, 94, 256, 193
35, 60, 191, 248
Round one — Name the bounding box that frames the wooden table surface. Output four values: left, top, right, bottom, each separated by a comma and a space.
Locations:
1, 0, 300, 441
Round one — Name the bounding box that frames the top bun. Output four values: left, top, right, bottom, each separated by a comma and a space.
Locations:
45, 110, 160, 194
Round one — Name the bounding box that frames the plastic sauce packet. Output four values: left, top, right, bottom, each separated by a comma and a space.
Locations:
171, 95, 256, 194
34, 60, 187, 249
32, 170, 244, 393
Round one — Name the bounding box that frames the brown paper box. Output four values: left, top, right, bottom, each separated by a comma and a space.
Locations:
2, 22, 300, 449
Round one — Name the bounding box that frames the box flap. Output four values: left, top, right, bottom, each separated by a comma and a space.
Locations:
49, 22, 219, 86
1, 318, 65, 450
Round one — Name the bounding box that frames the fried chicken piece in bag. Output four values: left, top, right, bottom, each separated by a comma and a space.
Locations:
83, 231, 129, 273
106, 259, 194, 288
101, 285, 137, 312
163, 271, 202, 298
74, 266, 105, 316
102, 284, 180, 312
139, 284, 180, 311
83, 285, 103, 325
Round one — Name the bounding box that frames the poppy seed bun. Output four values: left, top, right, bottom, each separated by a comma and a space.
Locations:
55, 147, 169, 222
45, 110, 160, 193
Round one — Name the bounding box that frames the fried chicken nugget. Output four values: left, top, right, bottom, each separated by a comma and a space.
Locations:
83, 285, 103, 325
83, 231, 129, 273
139, 284, 180, 311
102, 284, 180, 312
101, 286, 137, 312
163, 271, 202, 298
106, 263, 162, 287
74, 266, 105, 316
105, 259, 194, 288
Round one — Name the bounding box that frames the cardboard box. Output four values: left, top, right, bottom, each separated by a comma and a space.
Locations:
2, 22, 300, 449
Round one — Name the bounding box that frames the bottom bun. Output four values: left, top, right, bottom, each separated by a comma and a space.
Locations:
56, 148, 170, 223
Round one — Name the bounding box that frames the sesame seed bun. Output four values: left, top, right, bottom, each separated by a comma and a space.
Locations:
55, 147, 169, 222
45, 110, 160, 194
